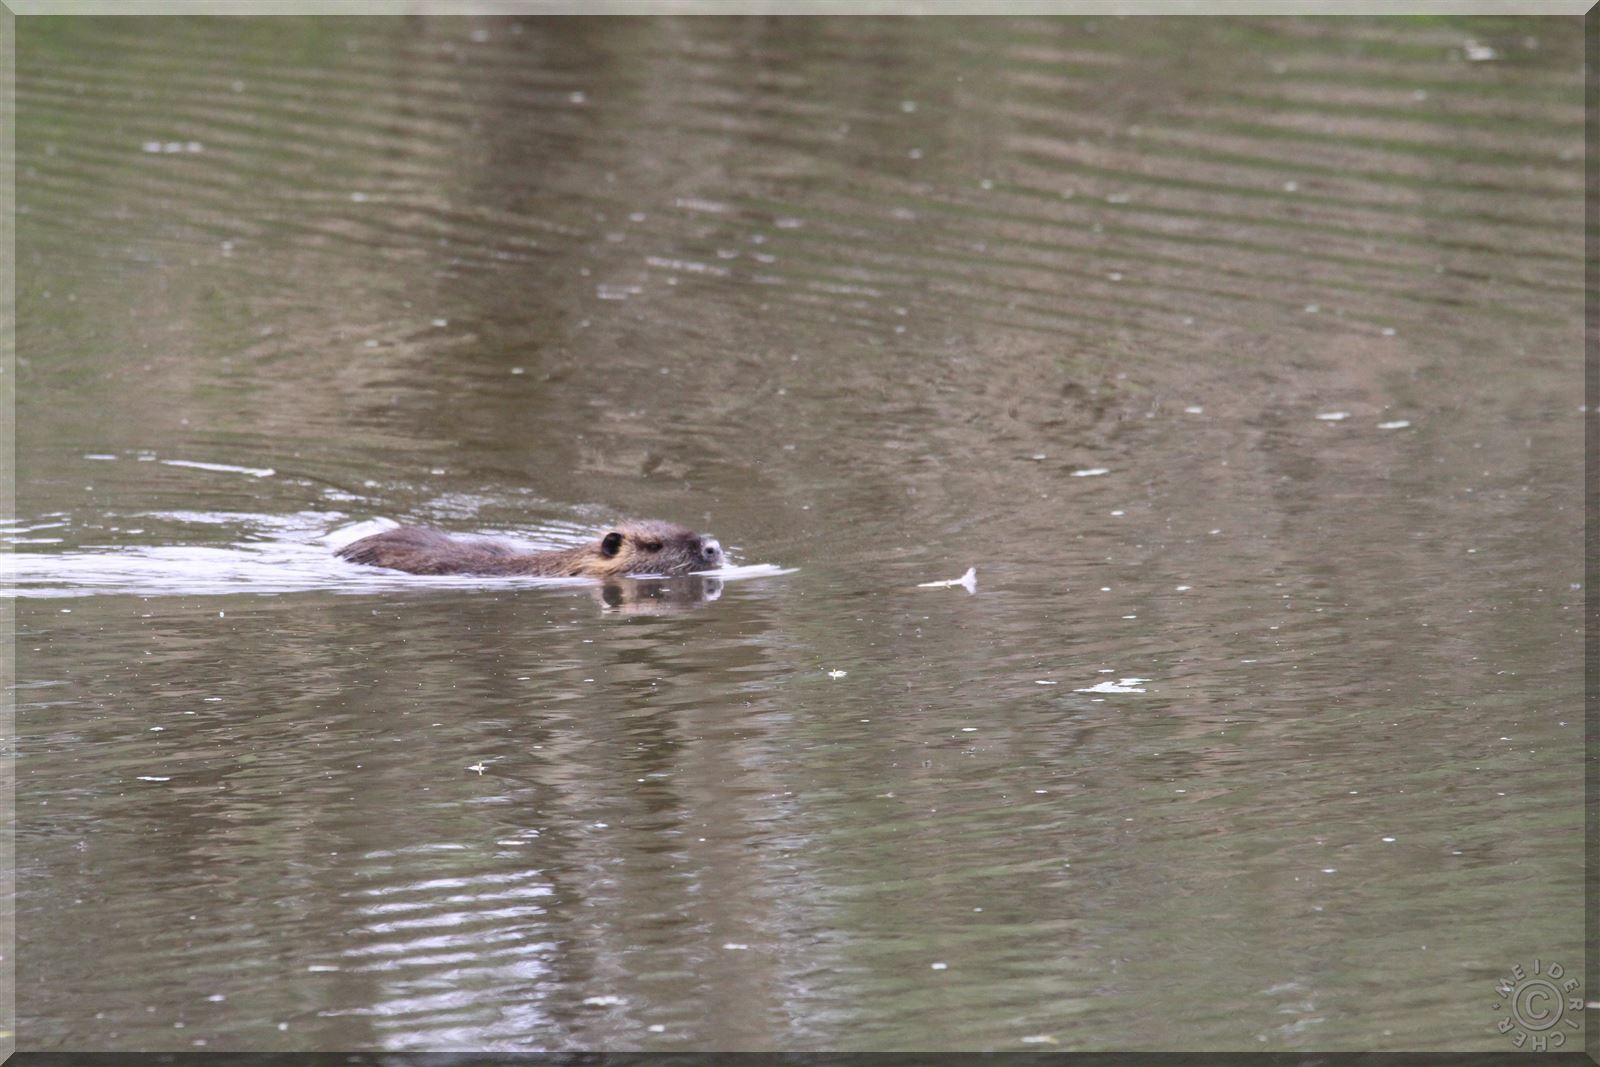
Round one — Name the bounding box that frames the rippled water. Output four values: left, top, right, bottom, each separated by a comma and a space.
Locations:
15, 15, 1584, 1053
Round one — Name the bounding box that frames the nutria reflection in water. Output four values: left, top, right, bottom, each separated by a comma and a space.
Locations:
595, 575, 724, 614
336, 519, 724, 577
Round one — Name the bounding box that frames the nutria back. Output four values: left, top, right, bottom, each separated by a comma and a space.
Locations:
336, 520, 724, 577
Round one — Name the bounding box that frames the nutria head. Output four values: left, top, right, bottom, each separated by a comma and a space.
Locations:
583, 519, 724, 577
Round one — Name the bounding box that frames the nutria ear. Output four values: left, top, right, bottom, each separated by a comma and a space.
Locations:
600, 531, 624, 557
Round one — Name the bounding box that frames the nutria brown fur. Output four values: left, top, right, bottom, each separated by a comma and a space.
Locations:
336, 519, 724, 577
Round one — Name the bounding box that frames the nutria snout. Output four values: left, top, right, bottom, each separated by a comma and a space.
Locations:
336, 519, 725, 578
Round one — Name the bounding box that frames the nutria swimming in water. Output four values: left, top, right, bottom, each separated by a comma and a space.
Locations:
336, 519, 724, 577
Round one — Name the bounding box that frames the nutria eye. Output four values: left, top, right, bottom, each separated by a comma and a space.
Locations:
644, 541, 663, 552
600, 531, 624, 558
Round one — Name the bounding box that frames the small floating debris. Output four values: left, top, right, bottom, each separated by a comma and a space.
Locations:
136, 776, 171, 782
826, 669, 847, 679
1075, 677, 1149, 694
1378, 420, 1412, 430
161, 459, 275, 478
721, 942, 750, 951
467, 761, 489, 775
1315, 412, 1350, 422
674, 197, 729, 214
917, 567, 976, 593
1183, 405, 1203, 415
582, 995, 625, 1008
930, 961, 948, 970
83, 453, 118, 461
1072, 467, 1109, 477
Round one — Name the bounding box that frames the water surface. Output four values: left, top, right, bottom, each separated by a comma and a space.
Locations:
14, 15, 1584, 1053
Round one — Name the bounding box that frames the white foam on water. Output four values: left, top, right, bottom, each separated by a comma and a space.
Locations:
161, 459, 276, 478
1074, 677, 1150, 694
2, 514, 795, 599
